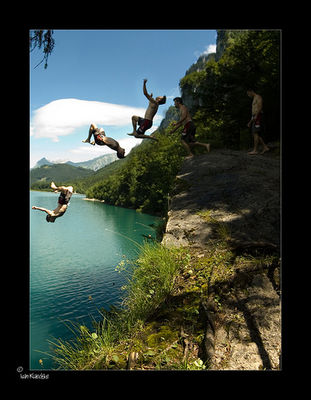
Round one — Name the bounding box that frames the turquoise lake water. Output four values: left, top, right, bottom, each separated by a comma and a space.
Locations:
30, 190, 161, 370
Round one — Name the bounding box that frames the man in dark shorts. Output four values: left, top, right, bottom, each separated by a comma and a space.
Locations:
32, 182, 73, 223
170, 97, 210, 158
246, 89, 269, 155
82, 123, 125, 159
128, 79, 166, 141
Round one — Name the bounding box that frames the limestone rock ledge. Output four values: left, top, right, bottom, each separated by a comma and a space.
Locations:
162, 149, 281, 370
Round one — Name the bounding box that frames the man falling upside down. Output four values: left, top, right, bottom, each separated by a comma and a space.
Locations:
128, 79, 166, 141
32, 182, 73, 223
82, 123, 125, 158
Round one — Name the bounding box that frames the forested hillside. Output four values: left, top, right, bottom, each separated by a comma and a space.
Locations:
179, 29, 280, 149
84, 134, 184, 215
30, 163, 94, 190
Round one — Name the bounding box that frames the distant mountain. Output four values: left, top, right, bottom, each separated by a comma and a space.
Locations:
33, 157, 54, 168
30, 163, 94, 190
66, 153, 117, 171
32, 153, 118, 171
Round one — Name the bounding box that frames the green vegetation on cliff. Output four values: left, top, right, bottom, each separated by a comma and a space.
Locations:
50, 243, 190, 370
179, 29, 280, 149
49, 223, 279, 370
84, 133, 184, 216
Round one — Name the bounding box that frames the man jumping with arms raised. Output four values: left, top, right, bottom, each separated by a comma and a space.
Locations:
128, 79, 166, 141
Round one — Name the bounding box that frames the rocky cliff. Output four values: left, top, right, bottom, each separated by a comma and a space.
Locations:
162, 148, 281, 370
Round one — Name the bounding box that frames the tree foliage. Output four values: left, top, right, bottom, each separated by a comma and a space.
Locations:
85, 131, 184, 216
29, 30, 55, 69
180, 30, 280, 149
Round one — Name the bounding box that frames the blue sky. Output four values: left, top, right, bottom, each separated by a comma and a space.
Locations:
30, 29, 217, 167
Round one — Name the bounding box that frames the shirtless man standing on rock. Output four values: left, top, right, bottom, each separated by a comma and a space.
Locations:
170, 97, 210, 159
247, 89, 269, 155
128, 79, 166, 141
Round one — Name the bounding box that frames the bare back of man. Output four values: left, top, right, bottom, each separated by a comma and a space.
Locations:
252, 94, 263, 116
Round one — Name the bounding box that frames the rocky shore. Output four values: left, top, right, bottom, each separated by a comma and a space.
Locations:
49, 147, 281, 371
162, 148, 281, 370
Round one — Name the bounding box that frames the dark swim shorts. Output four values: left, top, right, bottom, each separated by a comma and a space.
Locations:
137, 117, 153, 134
58, 190, 72, 205
181, 121, 196, 143
251, 113, 264, 134
94, 129, 106, 145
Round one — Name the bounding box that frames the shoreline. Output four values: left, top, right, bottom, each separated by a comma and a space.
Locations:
82, 197, 105, 203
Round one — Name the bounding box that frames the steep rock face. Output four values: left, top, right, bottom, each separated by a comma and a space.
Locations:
180, 53, 215, 112
163, 149, 280, 248
162, 149, 281, 370
185, 53, 215, 75
159, 106, 180, 130
159, 30, 249, 129
179, 30, 247, 112
215, 29, 246, 61
215, 30, 229, 61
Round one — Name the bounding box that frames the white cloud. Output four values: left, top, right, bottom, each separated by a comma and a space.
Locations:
202, 44, 217, 55
194, 44, 217, 60
30, 98, 163, 167
30, 98, 148, 142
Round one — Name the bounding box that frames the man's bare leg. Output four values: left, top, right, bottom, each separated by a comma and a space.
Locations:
51, 182, 58, 191
192, 142, 210, 153
248, 133, 259, 155
51, 182, 72, 194
258, 136, 269, 154
181, 140, 194, 158
128, 116, 139, 136
133, 133, 158, 141
32, 205, 53, 214
82, 124, 96, 144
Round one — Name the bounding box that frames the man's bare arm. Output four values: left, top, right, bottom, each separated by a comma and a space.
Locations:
143, 79, 156, 103
170, 106, 188, 132
32, 206, 52, 215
